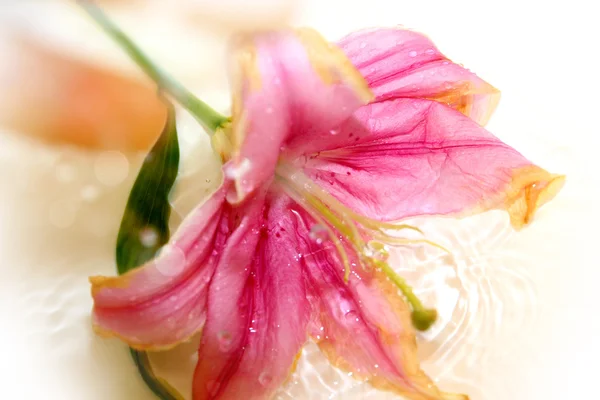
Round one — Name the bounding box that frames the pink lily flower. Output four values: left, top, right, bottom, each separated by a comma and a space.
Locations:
90, 27, 564, 400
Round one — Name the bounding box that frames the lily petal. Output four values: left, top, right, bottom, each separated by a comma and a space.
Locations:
338, 28, 500, 125
192, 193, 309, 399
225, 29, 372, 203
0, 34, 166, 150
302, 99, 564, 229
289, 203, 465, 400
90, 184, 229, 350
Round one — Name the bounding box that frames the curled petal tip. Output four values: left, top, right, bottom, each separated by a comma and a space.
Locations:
506, 170, 566, 230
294, 27, 374, 104
303, 99, 565, 228
90, 187, 229, 352
89, 274, 131, 297
337, 27, 501, 125
91, 316, 197, 352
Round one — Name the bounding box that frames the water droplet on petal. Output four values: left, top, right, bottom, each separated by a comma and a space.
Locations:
329, 129, 339, 135
225, 158, 251, 180
258, 372, 273, 387
344, 310, 360, 323
249, 326, 257, 333
309, 224, 328, 245
139, 226, 159, 247
155, 246, 186, 276
217, 331, 233, 351
425, 48, 435, 55
408, 50, 418, 57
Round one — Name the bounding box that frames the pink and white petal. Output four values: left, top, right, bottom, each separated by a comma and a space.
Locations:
225, 29, 373, 202
289, 204, 465, 400
338, 28, 500, 125
90, 184, 229, 350
281, 28, 373, 138
192, 194, 310, 400
303, 99, 564, 229
225, 34, 289, 204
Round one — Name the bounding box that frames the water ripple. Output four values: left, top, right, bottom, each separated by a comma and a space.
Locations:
275, 211, 540, 400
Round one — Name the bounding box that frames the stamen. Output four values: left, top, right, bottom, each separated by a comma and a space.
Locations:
374, 259, 438, 331
280, 165, 423, 235
211, 125, 233, 162
277, 165, 441, 330
371, 233, 452, 255
309, 212, 353, 283
282, 180, 352, 282
303, 191, 366, 251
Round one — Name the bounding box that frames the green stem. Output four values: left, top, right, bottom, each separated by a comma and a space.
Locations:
130, 350, 184, 400
114, 103, 185, 400
78, 1, 228, 132
377, 261, 438, 331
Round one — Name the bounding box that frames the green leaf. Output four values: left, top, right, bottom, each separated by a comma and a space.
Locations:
78, 1, 228, 133
116, 102, 179, 274
115, 101, 185, 400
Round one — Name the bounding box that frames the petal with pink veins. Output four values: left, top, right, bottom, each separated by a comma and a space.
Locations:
288, 202, 466, 400
301, 99, 564, 229
90, 184, 229, 350
224, 29, 373, 203
338, 28, 500, 125
192, 193, 310, 400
